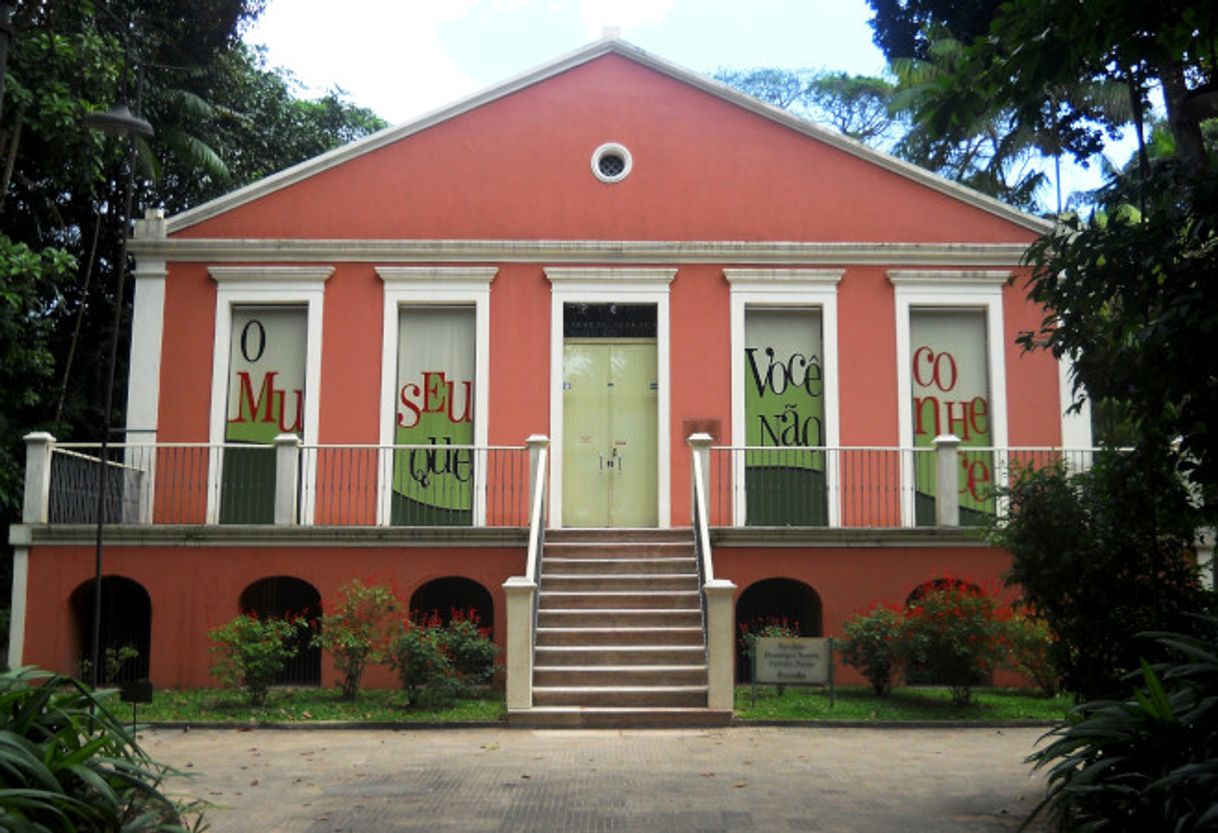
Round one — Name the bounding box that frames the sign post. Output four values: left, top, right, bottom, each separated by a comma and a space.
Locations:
751, 636, 835, 707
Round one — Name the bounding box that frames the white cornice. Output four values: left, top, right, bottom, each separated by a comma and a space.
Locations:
131, 238, 1033, 267
162, 39, 1052, 237
376, 266, 498, 284
724, 268, 844, 285
887, 269, 1012, 287
544, 266, 676, 283
208, 265, 335, 284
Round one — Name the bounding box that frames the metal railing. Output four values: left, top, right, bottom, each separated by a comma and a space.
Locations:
33, 438, 533, 528
707, 444, 1106, 529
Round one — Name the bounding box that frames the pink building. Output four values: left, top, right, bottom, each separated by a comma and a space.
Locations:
10, 39, 1090, 724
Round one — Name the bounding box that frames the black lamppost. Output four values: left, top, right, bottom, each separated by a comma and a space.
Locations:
84, 68, 152, 687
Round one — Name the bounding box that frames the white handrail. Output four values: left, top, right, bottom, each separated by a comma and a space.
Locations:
524, 448, 548, 584
691, 446, 715, 583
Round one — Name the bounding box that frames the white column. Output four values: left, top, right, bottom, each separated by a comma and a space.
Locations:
934, 434, 961, 527
704, 579, 737, 711
126, 208, 167, 444
687, 432, 712, 521
526, 434, 549, 511
503, 576, 536, 710
22, 432, 55, 524
274, 434, 301, 525
6, 548, 28, 668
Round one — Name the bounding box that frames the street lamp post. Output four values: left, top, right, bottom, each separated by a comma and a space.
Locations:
84, 74, 152, 687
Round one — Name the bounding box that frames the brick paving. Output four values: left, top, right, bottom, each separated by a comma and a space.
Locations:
142, 726, 1050, 833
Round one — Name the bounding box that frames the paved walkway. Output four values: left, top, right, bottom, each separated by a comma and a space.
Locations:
143, 726, 1050, 833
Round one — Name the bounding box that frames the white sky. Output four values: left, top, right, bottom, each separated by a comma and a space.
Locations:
244, 0, 1124, 210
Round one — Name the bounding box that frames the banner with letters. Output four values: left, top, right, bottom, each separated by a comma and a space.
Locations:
222, 306, 306, 523
909, 309, 994, 524
391, 306, 475, 525
743, 308, 827, 525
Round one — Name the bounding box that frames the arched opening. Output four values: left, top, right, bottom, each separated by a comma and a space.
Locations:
71, 576, 152, 684
409, 577, 494, 634
734, 578, 823, 682
904, 578, 990, 686
239, 576, 321, 686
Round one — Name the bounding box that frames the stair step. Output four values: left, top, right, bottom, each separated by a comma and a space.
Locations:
538, 591, 701, 610
542, 542, 694, 559
509, 707, 731, 728
534, 665, 708, 686
545, 528, 692, 544
542, 557, 696, 575
536, 626, 703, 647
535, 645, 706, 666
532, 685, 708, 708
537, 609, 703, 628
541, 574, 698, 592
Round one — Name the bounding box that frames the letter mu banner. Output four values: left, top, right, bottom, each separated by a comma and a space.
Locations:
909, 309, 994, 526
222, 305, 307, 523
392, 307, 476, 526
743, 308, 827, 526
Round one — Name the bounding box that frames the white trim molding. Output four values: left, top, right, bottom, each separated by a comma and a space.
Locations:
727, 269, 844, 526
889, 269, 1010, 527
376, 267, 497, 526
545, 267, 677, 528
130, 237, 1036, 267
207, 266, 333, 524
1058, 353, 1094, 449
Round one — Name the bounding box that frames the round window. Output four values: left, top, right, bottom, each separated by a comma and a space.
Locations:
591, 142, 632, 183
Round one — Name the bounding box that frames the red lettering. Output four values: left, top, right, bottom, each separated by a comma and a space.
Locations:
227, 371, 277, 425
961, 458, 992, 501
945, 399, 972, 441
913, 396, 941, 438
422, 371, 447, 414
912, 346, 936, 388
398, 382, 423, 429
968, 396, 989, 437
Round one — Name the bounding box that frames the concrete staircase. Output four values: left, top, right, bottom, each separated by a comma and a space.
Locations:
509, 528, 732, 728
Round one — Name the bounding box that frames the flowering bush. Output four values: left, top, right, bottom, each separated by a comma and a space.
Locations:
841, 604, 905, 696
901, 584, 1006, 706
737, 616, 801, 656
388, 617, 457, 708
1004, 613, 1060, 697
209, 613, 306, 706
313, 579, 400, 700
434, 609, 498, 686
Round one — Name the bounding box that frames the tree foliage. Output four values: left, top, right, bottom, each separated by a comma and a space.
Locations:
0, 2, 387, 538
993, 454, 1208, 701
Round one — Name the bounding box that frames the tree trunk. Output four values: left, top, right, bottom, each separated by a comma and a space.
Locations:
1161, 63, 1208, 174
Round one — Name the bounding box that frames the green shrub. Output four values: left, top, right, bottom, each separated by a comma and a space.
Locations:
0, 667, 205, 831
993, 454, 1206, 700
1004, 614, 1060, 697
313, 579, 400, 700
209, 613, 305, 706
1029, 616, 1218, 832
902, 584, 1005, 706
841, 604, 905, 696
436, 611, 498, 687
388, 621, 457, 708
79, 644, 140, 686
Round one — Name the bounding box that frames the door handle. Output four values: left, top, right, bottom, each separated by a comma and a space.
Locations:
598, 452, 604, 471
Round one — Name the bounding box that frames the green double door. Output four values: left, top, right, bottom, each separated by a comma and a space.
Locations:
562, 339, 658, 527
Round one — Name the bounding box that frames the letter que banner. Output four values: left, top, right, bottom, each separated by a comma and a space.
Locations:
743, 309, 827, 525
392, 307, 475, 524
909, 309, 994, 524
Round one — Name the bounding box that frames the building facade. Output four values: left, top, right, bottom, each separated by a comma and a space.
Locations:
9, 39, 1089, 699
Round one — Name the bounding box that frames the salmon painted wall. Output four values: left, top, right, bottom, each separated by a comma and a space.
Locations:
153, 259, 1064, 524
172, 54, 1040, 246
21, 546, 526, 688
715, 545, 1023, 686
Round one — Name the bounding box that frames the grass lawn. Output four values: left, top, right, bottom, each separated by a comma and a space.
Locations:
127, 686, 506, 724
735, 685, 1073, 722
